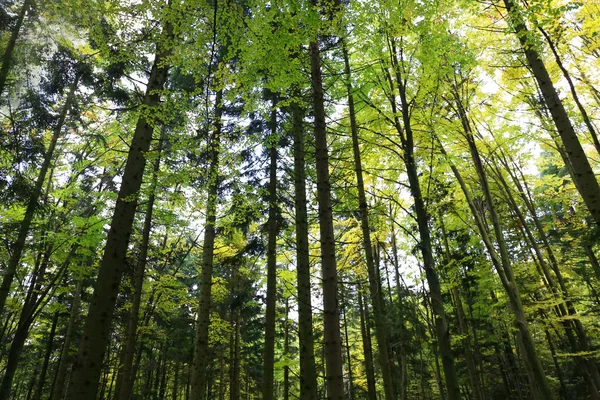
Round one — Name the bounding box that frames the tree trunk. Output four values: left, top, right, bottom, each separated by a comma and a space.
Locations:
173, 361, 179, 400
291, 100, 319, 400
536, 24, 600, 155
65, 25, 172, 400
357, 290, 376, 400
263, 98, 278, 400
0, 79, 77, 316
191, 89, 223, 399
502, 0, 600, 227
52, 276, 84, 399
32, 311, 60, 400
388, 37, 460, 400
283, 297, 290, 400
341, 289, 354, 400
230, 309, 241, 400
0, 0, 31, 96
450, 90, 553, 399
118, 131, 165, 400
343, 42, 395, 400
309, 37, 344, 399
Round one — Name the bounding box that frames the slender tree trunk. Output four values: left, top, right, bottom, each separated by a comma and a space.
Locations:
118, 131, 165, 400
357, 290, 376, 400
291, 100, 319, 400
388, 37, 460, 400
52, 276, 84, 399
32, 311, 60, 400
309, 36, 344, 399
0, 79, 77, 316
502, 0, 600, 227
343, 42, 395, 400
389, 208, 409, 400
341, 289, 354, 400
450, 91, 553, 399
173, 361, 179, 400
536, 25, 600, 155
283, 297, 290, 400
263, 98, 278, 400
544, 329, 568, 400
490, 158, 600, 397
191, 89, 223, 399
66, 26, 172, 400
0, 0, 31, 96
230, 309, 241, 400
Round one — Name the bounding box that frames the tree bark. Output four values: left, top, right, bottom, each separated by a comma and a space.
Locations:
117, 131, 165, 400
291, 100, 319, 400
262, 97, 278, 400
388, 37, 460, 400
0, 78, 77, 316
0, 0, 31, 96
52, 277, 83, 400
65, 24, 172, 400
357, 290, 376, 400
309, 36, 344, 399
449, 89, 553, 399
502, 0, 600, 227
32, 311, 60, 400
342, 42, 395, 400
191, 89, 223, 399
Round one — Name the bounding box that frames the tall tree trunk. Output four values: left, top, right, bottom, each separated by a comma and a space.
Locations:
65, 25, 172, 400
388, 37, 460, 400
440, 211, 483, 400
502, 0, 600, 227
283, 297, 290, 400
118, 131, 165, 400
536, 25, 600, 155
173, 361, 179, 400
342, 42, 395, 400
309, 36, 344, 399
191, 89, 223, 399
341, 289, 354, 400
52, 277, 83, 400
291, 100, 319, 400
389, 208, 409, 400
357, 290, 376, 400
263, 98, 278, 400
490, 157, 600, 396
230, 309, 241, 400
0, 0, 31, 96
0, 79, 77, 316
450, 90, 553, 399
32, 311, 60, 400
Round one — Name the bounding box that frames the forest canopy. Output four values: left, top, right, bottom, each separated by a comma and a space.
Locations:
1, 0, 600, 399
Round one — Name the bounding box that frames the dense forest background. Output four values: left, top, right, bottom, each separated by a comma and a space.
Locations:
1, 0, 600, 399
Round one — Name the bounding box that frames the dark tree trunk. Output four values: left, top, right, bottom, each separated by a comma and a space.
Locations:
32, 311, 60, 400
309, 37, 344, 399
0, 0, 31, 96
343, 42, 395, 400
358, 289, 376, 400
263, 98, 278, 400
118, 131, 165, 400
388, 37, 460, 400
291, 100, 319, 400
502, 0, 600, 227
191, 89, 223, 399
52, 276, 84, 399
65, 25, 172, 400
0, 79, 77, 316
